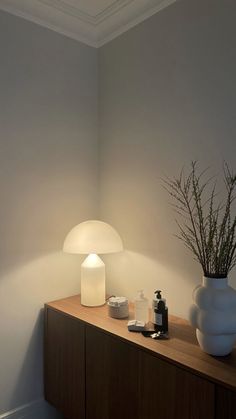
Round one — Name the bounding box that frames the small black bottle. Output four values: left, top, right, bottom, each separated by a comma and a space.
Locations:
153, 290, 168, 333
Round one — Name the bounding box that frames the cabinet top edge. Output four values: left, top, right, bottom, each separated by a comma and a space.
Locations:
45, 294, 236, 391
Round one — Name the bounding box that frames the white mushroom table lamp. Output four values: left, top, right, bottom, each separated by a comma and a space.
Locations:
63, 220, 123, 307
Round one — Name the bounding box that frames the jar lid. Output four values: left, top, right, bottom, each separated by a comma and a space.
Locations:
108, 296, 128, 307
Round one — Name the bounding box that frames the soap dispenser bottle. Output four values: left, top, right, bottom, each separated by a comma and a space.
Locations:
153, 290, 168, 333
134, 290, 149, 324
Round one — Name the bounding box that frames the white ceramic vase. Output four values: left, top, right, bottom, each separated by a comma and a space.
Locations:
189, 276, 236, 356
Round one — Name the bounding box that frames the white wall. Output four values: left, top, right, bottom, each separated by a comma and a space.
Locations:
1, 0, 236, 416
0, 10, 98, 416
98, 0, 236, 319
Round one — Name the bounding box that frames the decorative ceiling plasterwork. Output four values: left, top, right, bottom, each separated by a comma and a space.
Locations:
38, 0, 134, 25
0, 0, 176, 47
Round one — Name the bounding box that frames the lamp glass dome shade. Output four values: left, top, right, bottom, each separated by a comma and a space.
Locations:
63, 220, 123, 254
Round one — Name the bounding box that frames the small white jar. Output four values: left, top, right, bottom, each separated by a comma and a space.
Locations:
108, 296, 129, 319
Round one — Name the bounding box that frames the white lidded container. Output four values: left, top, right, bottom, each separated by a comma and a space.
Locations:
108, 296, 129, 319
134, 290, 149, 324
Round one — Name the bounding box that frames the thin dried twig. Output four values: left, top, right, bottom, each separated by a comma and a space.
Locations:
163, 161, 236, 278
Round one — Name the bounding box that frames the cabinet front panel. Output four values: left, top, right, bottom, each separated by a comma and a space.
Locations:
44, 309, 85, 419
216, 386, 236, 419
140, 352, 215, 419
86, 325, 140, 419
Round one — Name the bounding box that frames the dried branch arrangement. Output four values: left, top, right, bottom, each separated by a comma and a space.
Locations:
163, 162, 236, 278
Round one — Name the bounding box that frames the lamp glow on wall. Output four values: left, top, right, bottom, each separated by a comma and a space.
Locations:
63, 220, 123, 307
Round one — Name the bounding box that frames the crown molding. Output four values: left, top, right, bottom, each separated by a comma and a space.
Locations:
0, 0, 176, 47
38, 0, 134, 25
97, 0, 176, 46
0, 0, 98, 46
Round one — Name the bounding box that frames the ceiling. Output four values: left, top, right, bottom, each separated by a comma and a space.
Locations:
0, 0, 176, 47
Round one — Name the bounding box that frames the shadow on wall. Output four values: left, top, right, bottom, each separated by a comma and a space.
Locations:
104, 249, 202, 320
100, 175, 236, 318
9, 308, 44, 407
8, 308, 62, 418
105, 247, 236, 319
0, 251, 82, 414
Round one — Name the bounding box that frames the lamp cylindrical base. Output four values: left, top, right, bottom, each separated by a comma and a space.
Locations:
81, 254, 105, 307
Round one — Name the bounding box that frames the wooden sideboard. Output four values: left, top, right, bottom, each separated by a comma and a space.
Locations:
44, 295, 236, 419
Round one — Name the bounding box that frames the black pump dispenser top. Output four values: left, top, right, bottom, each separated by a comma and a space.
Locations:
155, 290, 162, 299
153, 289, 168, 333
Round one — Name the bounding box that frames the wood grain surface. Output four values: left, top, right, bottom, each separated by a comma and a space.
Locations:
140, 351, 215, 419
216, 386, 236, 419
44, 308, 85, 419
86, 324, 140, 419
45, 294, 236, 392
